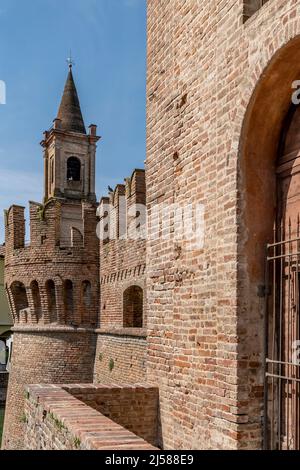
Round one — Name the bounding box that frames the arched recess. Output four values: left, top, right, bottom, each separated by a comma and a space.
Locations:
63, 280, 74, 324
10, 281, 28, 322
81, 280, 92, 324
45, 280, 57, 323
30, 281, 42, 322
238, 36, 300, 449
123, 285, 143, 328
0, 339, 6, 367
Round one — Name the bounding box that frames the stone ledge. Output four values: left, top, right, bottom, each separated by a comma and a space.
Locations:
95, 327, 147, 338
12, 325, 96, 334
24, 384, 158, 450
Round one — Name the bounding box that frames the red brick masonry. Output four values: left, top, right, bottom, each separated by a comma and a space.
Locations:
24, 384, 159, 450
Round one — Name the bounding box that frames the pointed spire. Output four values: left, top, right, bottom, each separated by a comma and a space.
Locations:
57, 66, 86, 134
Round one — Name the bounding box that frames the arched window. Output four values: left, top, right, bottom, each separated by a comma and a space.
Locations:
123, 286, 143, 328
10, 281, 28, 321
67, 157, 81, 182
30, 281, 42, 321
45, 280, 57, 323
63, 280, 74, 324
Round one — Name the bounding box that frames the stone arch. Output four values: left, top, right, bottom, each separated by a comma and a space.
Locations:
238, 35, 300, 303
45, 280, 57, 323
123, 285, 143, 328
63, 280, 74, 324
237, 35, 300, 447
67, 156, 81, 182
10, 281, 28, 322
30, 280, 42, 322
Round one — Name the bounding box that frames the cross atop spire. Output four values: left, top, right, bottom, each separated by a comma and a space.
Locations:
66, 50, 75, 70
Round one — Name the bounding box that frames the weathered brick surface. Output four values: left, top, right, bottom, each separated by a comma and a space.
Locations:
5, 0, 300, 452
24, 384, 158, 450
0, 372, 8, 405
146, 0, 300, 451
2, 329, 96, 450
99, 170, 146, 328
94, 329, 147, 385
64, 383, 158, 446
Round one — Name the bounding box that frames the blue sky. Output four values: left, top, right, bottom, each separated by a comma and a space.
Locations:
0, 0, 147, 242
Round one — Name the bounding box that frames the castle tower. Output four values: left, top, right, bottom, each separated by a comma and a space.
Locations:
2, 65, 100, 450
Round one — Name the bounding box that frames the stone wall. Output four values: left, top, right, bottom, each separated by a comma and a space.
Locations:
146, 0, 300, 450
0, 372, 8, 405
94, 329, 147, 385
24, 384, 158, 450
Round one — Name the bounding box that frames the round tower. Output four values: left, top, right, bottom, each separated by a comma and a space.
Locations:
2, 66, 100, 450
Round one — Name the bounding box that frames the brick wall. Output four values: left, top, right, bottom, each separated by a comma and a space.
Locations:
146, 0, 300, 450
3, 189, 99, 449
99, 170, 146, 328
0, 372, 8, 405
24, 384, 158, 450
93, 329, 147, 385
243, 1, 269, 22
2, 329, 96, 450
64, 383, 159, 446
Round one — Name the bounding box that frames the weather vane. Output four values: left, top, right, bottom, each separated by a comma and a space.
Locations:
66, 50, 75, 69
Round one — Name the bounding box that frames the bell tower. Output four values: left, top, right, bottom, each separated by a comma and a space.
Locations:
2, 64, 100, 450
42, 63, 100, 203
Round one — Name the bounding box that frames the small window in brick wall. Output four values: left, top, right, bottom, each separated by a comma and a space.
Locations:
243, 0, 269, 22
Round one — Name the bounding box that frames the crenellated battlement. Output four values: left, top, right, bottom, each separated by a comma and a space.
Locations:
98, 169, 146, 330
4, 198, 99, 328
98, 169, 146, 243
5, 198, 98, 255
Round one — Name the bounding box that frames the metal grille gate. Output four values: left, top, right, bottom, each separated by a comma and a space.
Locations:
264, 222, 300, 450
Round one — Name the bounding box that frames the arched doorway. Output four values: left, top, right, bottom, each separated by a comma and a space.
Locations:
239, 37, 300, 450
264, 103, 300, 451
